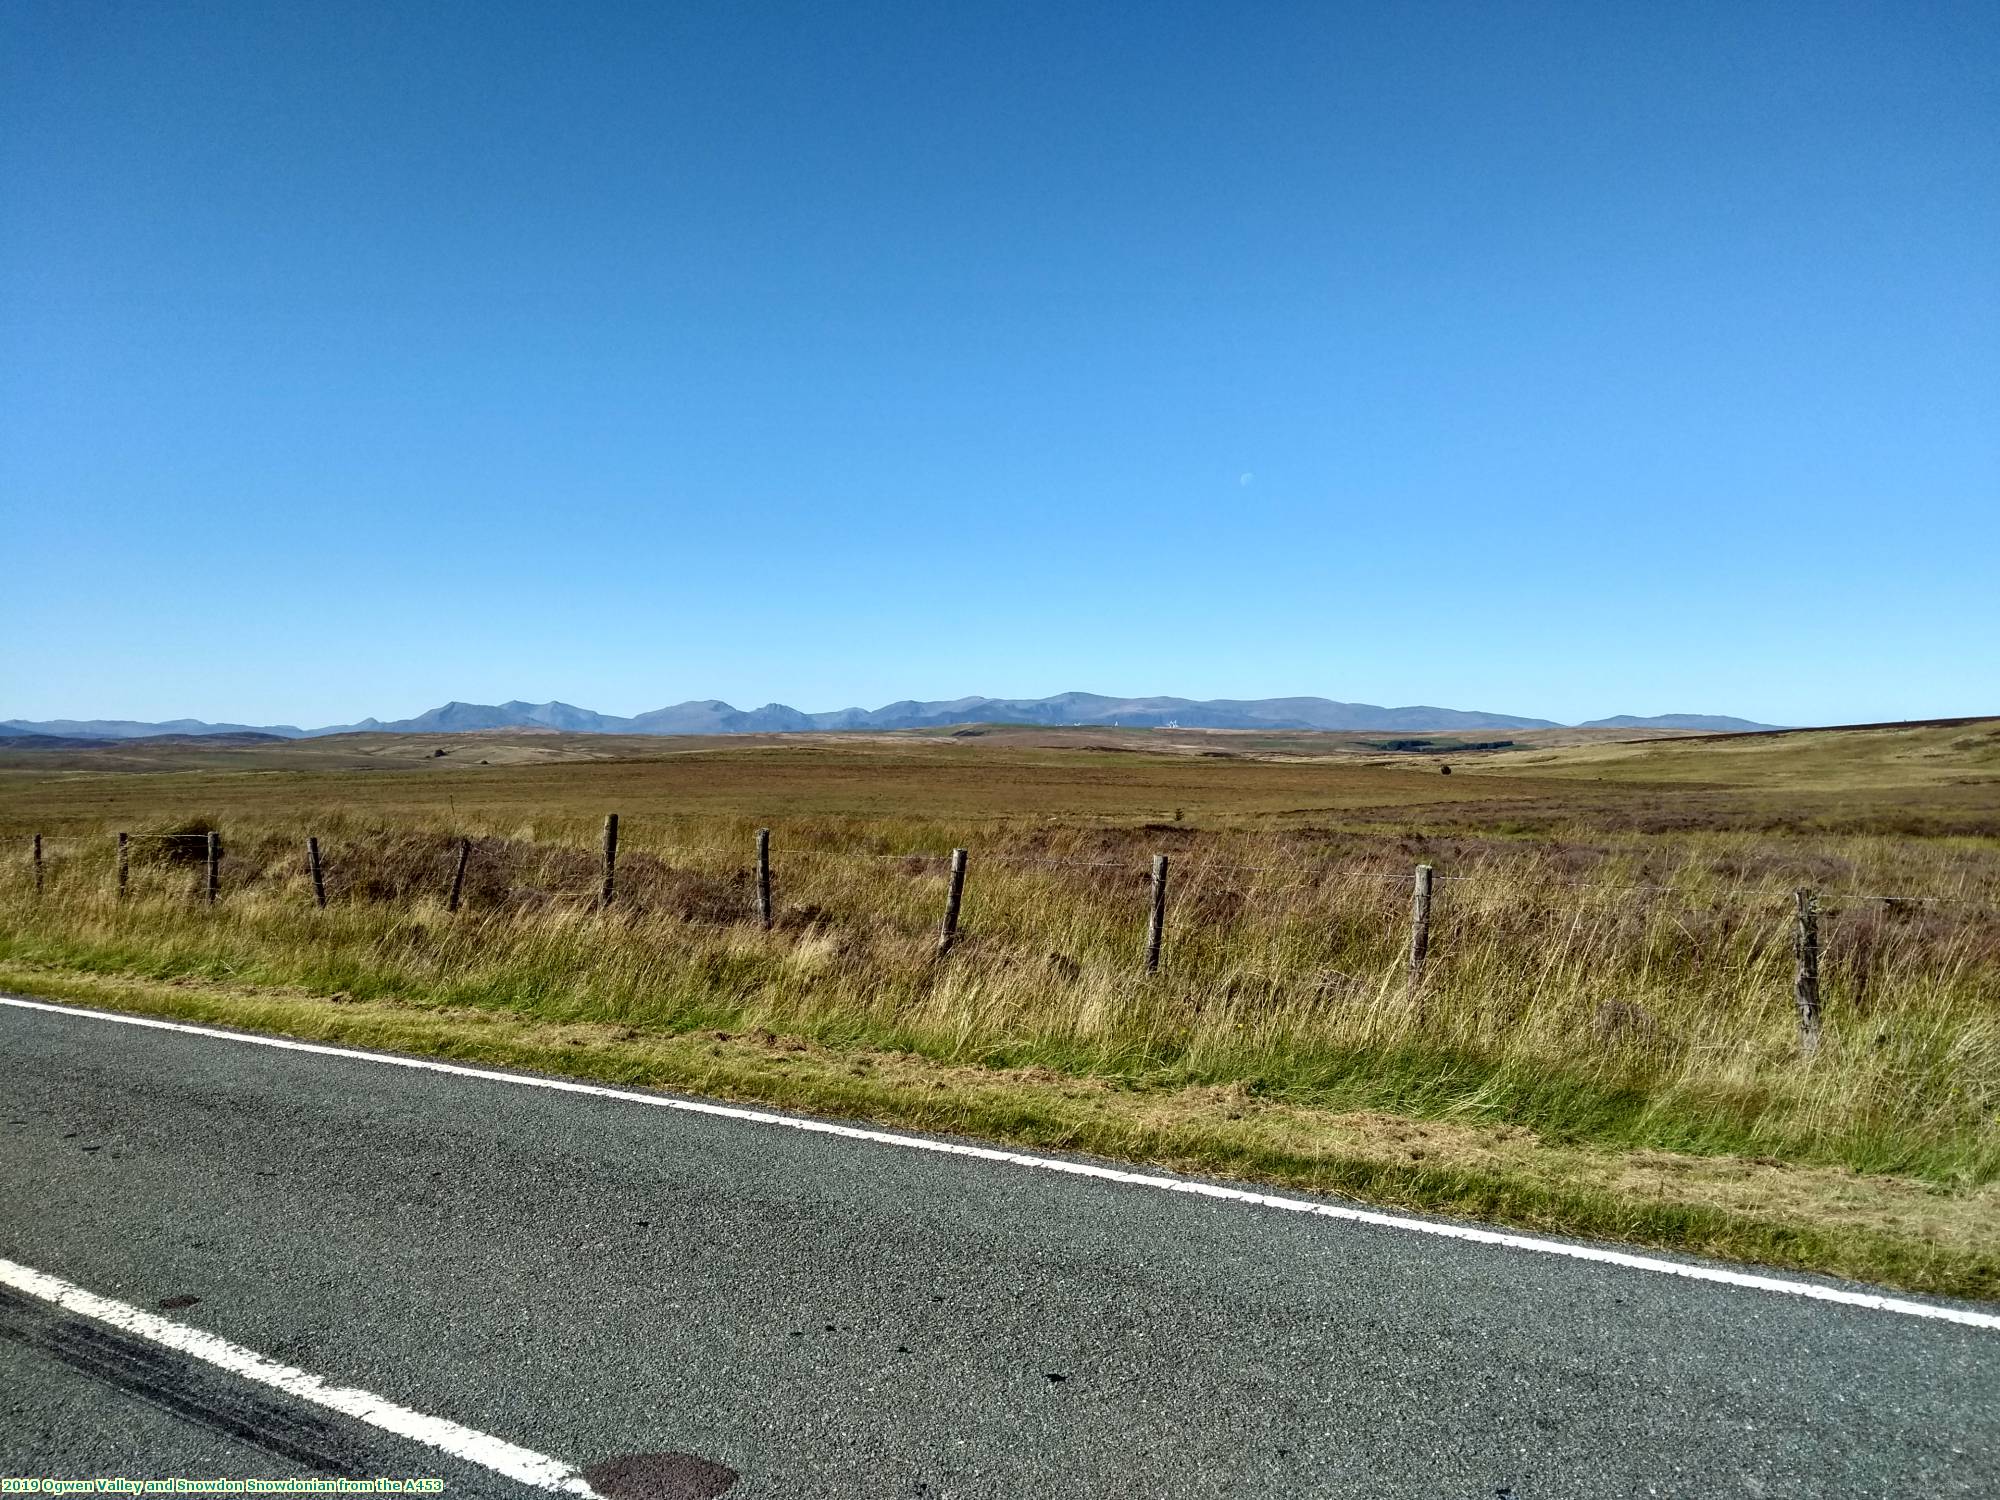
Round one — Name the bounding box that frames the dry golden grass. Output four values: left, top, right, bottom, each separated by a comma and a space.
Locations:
1481, 715, 2000, 791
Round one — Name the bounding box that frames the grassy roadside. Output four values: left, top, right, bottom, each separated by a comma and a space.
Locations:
5, 956, 1994, 1303
12, 816, 1999, 1188
5, 725, 1995, 1300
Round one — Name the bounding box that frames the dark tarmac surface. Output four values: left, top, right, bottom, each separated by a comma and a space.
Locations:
3, 997, 1994, 1497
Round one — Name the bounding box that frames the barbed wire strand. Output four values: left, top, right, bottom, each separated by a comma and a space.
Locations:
19, 832, 2000, 914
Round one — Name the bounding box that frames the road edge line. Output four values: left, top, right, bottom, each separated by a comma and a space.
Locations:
0, 1254, 599, 1493
4, 991, 1995, 1333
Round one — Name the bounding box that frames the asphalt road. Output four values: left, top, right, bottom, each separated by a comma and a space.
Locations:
2, 996, 1995, 1498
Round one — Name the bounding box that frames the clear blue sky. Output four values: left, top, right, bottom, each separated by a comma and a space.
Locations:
4, 1, 1994, 728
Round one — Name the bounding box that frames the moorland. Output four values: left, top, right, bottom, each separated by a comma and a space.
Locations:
4, 717, 1997, 1296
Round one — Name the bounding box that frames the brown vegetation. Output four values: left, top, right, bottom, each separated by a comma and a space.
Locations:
2, 718, 1997, 1294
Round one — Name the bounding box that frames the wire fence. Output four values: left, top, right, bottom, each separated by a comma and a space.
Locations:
18, 825, 2000, 909
15, 818, 1999, 1051
824, 844, 1998, 910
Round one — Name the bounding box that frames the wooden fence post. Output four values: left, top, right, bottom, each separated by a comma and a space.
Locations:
1794, 887, 1821, 1057
600, 814, 619, 908
1144, 853, 1169, 973
205, 832, 220, 906
117, 832, 129, 900
1407, 864, 1434, 986
448, 838, 471, 913
307, 837, 327, 909
33, 834, 43, 897
755, 828, 773, 930
938, 847, 968, 956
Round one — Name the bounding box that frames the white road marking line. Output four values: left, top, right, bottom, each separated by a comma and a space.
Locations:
5, 992, 1997, 1333
0, 1256, 599, 1495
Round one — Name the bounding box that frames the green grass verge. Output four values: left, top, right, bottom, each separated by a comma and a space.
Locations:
2, 956, 1993, 1304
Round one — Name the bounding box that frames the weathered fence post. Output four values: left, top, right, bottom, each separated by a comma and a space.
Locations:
1407, 864, 1434, 986
205, 832, 220, 906
307, 837, 327, 909
938, 847, 968, 956
448, 838, 470, 913
117, 832, 129, 900
33, 834, 43, 897
600, 814, 619, 908
755, 828, 773, 930
1794, 887, 1821, 1057
1144, 853, 1169, 973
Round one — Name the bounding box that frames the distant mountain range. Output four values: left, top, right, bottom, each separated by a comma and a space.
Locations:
1, 695, 1782, 741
